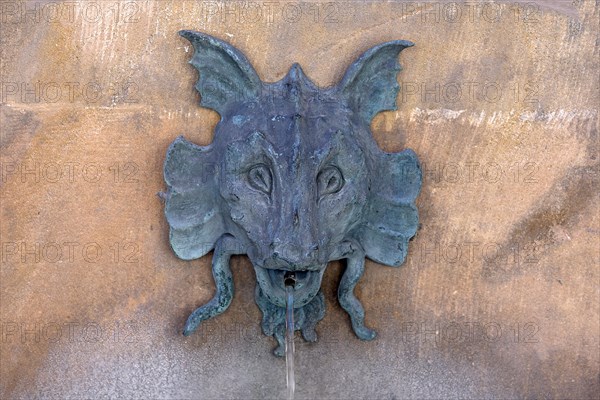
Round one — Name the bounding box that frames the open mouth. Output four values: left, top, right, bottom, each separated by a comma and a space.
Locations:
268, 269, 311, 291
254, 266, 325, 308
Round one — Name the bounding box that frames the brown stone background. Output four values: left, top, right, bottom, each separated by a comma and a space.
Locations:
1, 1, 598, 398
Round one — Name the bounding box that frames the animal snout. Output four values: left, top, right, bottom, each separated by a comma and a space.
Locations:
269, 242, 319, 269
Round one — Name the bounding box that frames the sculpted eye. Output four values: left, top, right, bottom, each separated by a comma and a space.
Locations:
317, 166, 344, 197
247, 164, 272, 194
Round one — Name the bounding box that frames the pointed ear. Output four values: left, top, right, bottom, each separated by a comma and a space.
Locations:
179, 30, 262, 115
164, 136, 225, 260
337, 40, 413, 123
358, 149, 421, 266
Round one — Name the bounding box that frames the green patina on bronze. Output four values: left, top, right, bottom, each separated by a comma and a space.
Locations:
163, 31, 421, 356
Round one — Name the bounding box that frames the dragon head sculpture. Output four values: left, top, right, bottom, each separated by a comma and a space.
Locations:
164, 31, 421, 356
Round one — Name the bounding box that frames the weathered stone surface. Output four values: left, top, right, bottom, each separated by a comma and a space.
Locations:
1, 1, 598, 398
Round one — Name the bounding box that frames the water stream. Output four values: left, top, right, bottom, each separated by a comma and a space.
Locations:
285, 284, 295, 400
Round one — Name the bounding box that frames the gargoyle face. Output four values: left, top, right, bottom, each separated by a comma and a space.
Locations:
218, 98, 370, 308
164, 31, 421, 355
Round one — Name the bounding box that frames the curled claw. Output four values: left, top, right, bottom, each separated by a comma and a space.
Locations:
182, 236, 239, 336
301, 326, 318, 342
300, 291, 324, 342
273, 325, 285, 357
352, 325, 377, 341
338, 252, 377, 341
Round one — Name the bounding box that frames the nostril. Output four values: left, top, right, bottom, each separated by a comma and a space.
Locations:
308, 244, 319, 258
273, 251, 279, 259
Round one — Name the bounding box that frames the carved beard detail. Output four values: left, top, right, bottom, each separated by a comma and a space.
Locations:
164, 31, 421, 355
255, 286, 325, 357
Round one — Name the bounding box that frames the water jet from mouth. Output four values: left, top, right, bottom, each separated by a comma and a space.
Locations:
285, 274, 295, 400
